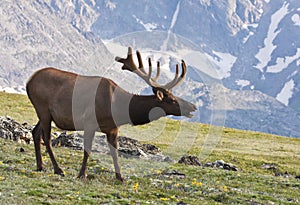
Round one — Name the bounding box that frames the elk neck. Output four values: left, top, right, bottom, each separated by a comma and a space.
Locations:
128, 94, 166, 126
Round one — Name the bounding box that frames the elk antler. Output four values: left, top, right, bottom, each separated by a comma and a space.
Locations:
115, 47, 187, 90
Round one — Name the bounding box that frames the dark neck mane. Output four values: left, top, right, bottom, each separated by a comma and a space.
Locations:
129, 94, 165, 126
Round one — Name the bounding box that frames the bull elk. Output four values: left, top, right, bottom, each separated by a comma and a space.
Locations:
26, 47, 196, 181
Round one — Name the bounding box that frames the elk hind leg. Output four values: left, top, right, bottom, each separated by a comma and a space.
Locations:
41, 120, 64, 176
32, 121, 44, 171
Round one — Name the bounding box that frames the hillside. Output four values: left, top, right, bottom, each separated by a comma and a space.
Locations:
0, 91, 300, 204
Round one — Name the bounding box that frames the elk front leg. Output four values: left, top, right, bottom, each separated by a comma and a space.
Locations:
78, 129, 95, 179
106, 128, 124, 182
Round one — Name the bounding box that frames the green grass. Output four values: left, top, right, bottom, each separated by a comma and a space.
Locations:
0, 91, 37, 124
0, 91, 300, 204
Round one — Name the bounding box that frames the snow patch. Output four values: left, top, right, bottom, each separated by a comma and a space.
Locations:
291, 14, 300, 26
236, 79, 250, 88
267, 48, 300, 73
105, 0, 116, 10
276, 79, 294, 106
243, 31, 254, 43
205, 51, 237, 79
133, 15, 157, 31
255, 2, 290, 72
170, 1, 180, 30
161, 1, 180, 51
288, 70, 298, 78
0, 86, 26, 94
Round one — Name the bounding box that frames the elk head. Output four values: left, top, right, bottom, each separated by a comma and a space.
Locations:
115, 47, 197, 118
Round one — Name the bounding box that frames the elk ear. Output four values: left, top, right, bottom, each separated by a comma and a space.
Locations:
156, 90, 164, 101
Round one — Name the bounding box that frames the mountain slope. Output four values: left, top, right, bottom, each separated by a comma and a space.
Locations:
0, 0, 112, 88
224, 0, 300, 113
1, 0, 300, 138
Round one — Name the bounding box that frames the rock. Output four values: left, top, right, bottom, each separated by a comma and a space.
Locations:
117, 136, 167, 162
261, 163, 278, 171
0, 128, 13, 140
0, 116, 32, 144
51, 132, 171, 162
52, 132, 83, 150
148, 154, 174, 163
204, 160, 238, 171
140, 143, 160, 155
275, 171, 290, 178
0, 116, 172, 163
177, 202, 188, 205
161, 169, 186, 179
178, 155, 202, 166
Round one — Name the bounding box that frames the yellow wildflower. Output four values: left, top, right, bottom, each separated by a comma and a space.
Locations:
160, 197, 169, 201
223, 186, 229, 192
192, 178, 202, 186
133, 182, 139, 191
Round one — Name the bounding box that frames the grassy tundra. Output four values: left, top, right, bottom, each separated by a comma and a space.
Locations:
0, 91, 300, 204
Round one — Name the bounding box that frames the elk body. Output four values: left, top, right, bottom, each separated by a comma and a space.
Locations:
26, 47, 196, 181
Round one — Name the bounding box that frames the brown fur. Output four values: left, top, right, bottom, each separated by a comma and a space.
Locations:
26, 67, 196, 182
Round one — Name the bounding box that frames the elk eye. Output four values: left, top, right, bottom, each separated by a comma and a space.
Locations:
168, 98, 176, 104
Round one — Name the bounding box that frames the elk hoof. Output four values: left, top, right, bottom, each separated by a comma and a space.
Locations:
54, 168, 65, 176
77, 174, 87, 181
37, 167, 46, 172
77, 171, 87, 180
116, 173, 124, 182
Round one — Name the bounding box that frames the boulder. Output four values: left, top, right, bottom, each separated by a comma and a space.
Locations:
204, 160, 238, 171
0, 116, 32, 144
178, 155, 202, 166
52, 132, 83, 150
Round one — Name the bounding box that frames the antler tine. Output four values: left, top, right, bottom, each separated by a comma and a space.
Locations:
115, 47, 138, 72
147, 58, 153, 81
153, 61, 160, 81
161, 64, 179, 90
162, 60, 187, 90
115, 47, 160, 88
136, 50, 147, 74
116, 47, 187, 90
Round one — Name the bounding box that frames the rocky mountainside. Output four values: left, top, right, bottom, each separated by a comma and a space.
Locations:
0, 0, 300, 138
0, 0, 112, 89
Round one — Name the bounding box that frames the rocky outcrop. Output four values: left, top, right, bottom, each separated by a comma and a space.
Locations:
0, 116, 32, 144
52, 131, 173, 162
0, 116, 172, 162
